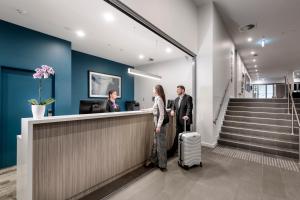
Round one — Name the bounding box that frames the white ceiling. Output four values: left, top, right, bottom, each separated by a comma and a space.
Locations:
193, 0, 300, 81
0, 0, 186, 66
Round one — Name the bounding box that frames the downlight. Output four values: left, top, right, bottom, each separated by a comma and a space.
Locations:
239, 24, 256, 32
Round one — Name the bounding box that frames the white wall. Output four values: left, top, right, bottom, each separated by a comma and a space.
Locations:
134, 58, 194, 109
196, 2, 214, 147
212, 3, 235, 145
196, 2, 251, 147
120, 0, 198, 53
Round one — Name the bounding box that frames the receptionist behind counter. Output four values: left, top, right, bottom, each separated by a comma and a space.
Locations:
106, 89, 120, 112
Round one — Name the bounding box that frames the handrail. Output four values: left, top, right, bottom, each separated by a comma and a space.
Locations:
285, 76, 300, 135
213, 80, 231, 124
285, 76, 300, 162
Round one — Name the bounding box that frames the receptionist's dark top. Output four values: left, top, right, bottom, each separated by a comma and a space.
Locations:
106, 100, 120, 112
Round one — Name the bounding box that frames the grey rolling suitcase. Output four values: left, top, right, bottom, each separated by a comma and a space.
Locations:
178, 119, 202, 169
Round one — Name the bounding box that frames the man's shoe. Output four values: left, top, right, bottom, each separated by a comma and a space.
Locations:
159, 167, 167, 172
144, 162, 155, 168
167, 151, 174, 158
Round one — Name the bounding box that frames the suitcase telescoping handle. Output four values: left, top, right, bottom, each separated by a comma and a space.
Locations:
184, 118, 187, 134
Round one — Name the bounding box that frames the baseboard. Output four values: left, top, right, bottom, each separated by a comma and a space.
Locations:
201, 141, 217, 148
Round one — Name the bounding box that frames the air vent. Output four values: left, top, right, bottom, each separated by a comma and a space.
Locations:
16, 9, 28, 15
239, 24, 256, 32
148, 58, 154, 62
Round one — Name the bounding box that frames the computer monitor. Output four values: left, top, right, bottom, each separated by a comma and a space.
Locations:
79, 100, 106, 114
125, 101, 140, 111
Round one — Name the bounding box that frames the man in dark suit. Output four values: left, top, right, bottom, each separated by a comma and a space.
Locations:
168, 85, 193, 157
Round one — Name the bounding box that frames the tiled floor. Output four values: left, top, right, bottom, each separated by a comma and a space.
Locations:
1, 146, 300, 200
104, 147, 300, 200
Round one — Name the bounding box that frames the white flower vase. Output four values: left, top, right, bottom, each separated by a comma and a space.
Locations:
31, 105, 46, 119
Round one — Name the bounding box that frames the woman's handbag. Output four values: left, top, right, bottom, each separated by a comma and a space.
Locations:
162, 108, 169, 125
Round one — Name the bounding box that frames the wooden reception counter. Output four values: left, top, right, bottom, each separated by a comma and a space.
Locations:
17, 110, 175, 200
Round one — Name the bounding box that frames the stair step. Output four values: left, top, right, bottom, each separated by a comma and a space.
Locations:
229, 102, 288, 108
224, 115, 299, 127
228, 106, 288, 113
218, 138, 299, 159
230, 98, 288, 103
221, 126, 299, 142
220, 132, 299, 150
222, 98, 300, 159
223, 120, 298, 134
226, 110, 292, 119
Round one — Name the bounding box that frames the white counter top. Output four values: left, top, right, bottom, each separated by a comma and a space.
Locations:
22, 110, 153, 125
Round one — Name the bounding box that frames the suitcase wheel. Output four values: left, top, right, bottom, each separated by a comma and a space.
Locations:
200, 162, 203, 168
178, 161, 190, 170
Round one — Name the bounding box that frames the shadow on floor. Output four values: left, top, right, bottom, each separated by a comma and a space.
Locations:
79, 166, 155, 200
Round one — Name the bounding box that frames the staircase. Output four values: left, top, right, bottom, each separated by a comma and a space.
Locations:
218, 98, 300, 159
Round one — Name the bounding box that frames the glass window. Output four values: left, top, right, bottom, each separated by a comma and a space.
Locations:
258, 85, 266, 98
253, 85, 258, 98
266, 84, 273, 98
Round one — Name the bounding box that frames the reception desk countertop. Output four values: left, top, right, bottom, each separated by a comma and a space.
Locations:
22, 110, 153, 125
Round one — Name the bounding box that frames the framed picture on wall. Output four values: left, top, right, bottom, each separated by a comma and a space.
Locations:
88, 71, 122, 98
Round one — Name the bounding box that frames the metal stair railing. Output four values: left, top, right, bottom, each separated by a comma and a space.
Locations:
213, 80, 231, 125
285, 76, 300, 161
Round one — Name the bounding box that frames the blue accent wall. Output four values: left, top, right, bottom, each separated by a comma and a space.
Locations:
0, 20, 72, 115
71, 51, 134, 113
0, 20, 72, 168
0, 20, 135, 168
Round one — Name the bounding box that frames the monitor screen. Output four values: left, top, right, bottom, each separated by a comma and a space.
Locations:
79, 100, 106, 114
125, 101, 140, 111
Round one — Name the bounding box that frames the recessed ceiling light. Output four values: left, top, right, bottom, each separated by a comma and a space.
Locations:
254, 65, 257, 68
253, 59, 256, 62
251, 51, 255, 55
165, 47, 172, 53
75, 30, 85, 38
103, 12, 115, 22
139, 54, 145, 59
247, 37, 253, 42
255, 69, 258, 72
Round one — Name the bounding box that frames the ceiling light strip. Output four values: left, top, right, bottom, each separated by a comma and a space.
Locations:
128, 68, 161, 80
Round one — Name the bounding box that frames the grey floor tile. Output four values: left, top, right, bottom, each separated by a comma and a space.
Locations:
262, 179, 287, 199
262, 194, 288, 200
234, 180, 262, 200
184, 182, 237, 200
